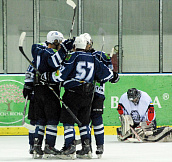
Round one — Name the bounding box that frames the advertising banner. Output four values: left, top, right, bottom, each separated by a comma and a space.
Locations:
0, 74, 171, 129
104, 74, 172, 127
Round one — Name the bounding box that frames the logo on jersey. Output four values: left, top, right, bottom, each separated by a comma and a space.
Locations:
65, 54, 72, 61
55, 70, 60, 76
105, 53, 110, 59
131, 110, 140, 124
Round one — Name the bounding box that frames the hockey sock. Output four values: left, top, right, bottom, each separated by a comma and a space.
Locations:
46, 125, 57, 147
91, 115, 104, 145
79, 125, 91, 144
29, 120, 36, 145
35, 125, 45, 145
29, 129, 35, 146
64, 124, 75, 148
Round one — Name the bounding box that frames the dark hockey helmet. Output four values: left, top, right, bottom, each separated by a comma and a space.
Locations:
127, 88, 141, 104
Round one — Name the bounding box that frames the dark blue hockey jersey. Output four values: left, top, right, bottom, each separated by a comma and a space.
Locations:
25, 42, 66, 86
49, 51, 113, 89
31, 43, 66, 74
92, 51, 113, 99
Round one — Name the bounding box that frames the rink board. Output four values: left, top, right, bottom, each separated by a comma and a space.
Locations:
0, 74, 172, 135
0, 126, 119, 135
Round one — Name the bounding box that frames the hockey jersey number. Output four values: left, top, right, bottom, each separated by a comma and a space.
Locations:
76, 61, 94, 82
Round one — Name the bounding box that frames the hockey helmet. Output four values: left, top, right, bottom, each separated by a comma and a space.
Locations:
80, 33, 93, 45
127, 88, 141, 104
74, 36, 87, 49
46, 31, 64, 44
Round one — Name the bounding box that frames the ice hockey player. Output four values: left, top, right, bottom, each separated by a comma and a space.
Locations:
23, 63, 37, 155
27, 31, 74, 159
78, 33, 119, 158
40, 36, 114, 159
117, 88, 172, 142
23, 41, 48, 155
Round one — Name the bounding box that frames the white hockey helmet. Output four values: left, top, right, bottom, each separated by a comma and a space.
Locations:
74, 36, 87, 49
80, 33, 92, 45
46, 31, 64, 44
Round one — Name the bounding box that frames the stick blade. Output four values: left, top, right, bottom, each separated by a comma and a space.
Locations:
66, 0, 76, 9
19, 32, 26, 47
127, 138, 142, 143
23, 123, 36, 131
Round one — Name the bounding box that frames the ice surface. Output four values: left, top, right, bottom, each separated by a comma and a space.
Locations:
0, 135, 171, 162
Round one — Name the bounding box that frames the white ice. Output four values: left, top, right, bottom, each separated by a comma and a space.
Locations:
0, 135, 171, 162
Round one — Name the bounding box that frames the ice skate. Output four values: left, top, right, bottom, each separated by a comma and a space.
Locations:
43, 144, 61, 159
96, 145, 104, 158
58, 144, 76, 160
29, 145, 34, 154
76, 139, 92, 159
33, 138, 43, 159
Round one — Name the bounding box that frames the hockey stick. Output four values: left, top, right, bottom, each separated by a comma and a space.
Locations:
48, 86, 82, 126
66, 0, 76, 38
19, 32, 82, 127
22, 96, 36, 130
19, 32, 39, 73
130, 125, 143, 142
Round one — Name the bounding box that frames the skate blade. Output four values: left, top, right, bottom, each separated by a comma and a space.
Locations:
43, 154, 53, 159
76, 152, 92, 159
97, 154, 102, 159
59, 153, 76, 160
43, 154, 59, 159
32, 153, 43, 159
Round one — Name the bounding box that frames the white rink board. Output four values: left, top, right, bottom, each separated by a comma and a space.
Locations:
0, 135, 172, 162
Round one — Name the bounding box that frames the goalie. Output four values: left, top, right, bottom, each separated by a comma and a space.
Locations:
117, 88, 172, 142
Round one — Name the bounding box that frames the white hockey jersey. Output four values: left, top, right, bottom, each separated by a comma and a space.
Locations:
118, 90, 155, 124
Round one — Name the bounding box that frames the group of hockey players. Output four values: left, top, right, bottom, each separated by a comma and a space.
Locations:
23, 31, 119, 159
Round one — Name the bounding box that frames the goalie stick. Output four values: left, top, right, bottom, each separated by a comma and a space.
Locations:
130, 125, 143, 142
66, 0, 76, 38
22, 96, 36, 130
19, 32, 82, 127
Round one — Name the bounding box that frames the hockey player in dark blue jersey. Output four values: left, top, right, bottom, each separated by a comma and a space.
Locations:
24, 31, 74, 159
79, 33, 120, 158
23, 63, 37, 155
41, 36, 113, 159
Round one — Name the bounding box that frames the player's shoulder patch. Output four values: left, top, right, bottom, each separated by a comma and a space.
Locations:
104, 53, 110, 59
53, 49, 58, 53
55, 70, 60, 76
37, 42, 47, 47
65, 54, 72, 61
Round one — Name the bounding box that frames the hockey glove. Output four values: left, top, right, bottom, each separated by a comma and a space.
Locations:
90, 48, 95, 53
23, 84, 33, 100
61, 38, 75, 53
109, 72, 120, 84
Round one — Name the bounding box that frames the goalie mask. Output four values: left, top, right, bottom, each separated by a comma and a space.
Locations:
127, 88, 141, 105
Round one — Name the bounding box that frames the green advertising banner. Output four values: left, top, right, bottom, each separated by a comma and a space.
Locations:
104, 74, 172, 127
0, 74, 171, 128
0, 75, 26, 127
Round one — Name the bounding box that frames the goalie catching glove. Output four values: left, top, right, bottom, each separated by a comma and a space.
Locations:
109, 72, 120, 83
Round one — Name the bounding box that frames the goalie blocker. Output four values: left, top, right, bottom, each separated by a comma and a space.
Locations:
117, 115, 172, 142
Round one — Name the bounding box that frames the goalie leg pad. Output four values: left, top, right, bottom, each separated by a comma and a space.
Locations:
120, 115, 134, 136
145, 127, 172, 142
